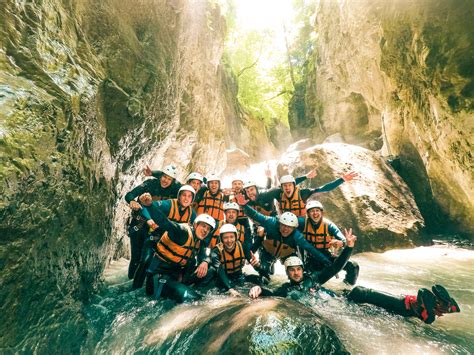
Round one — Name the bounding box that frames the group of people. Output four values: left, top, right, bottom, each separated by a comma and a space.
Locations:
123, 164, 460, 325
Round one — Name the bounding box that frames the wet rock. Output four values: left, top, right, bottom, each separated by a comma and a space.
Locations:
144, 298, 347, 354
279, 143, 426, 251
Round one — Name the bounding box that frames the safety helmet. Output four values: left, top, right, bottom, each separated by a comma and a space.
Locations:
280, 175, 296, 185
306, 200, 324, 212
284, 256, 304, 269
232, 176, 244, 183
219, 223, 238, 235
187, 172, 204, 183
243, 180, 257, 189
279, 212, 299, 228
223, 202, 240, 211
177, 185, 196, 200
163, 165, 178, 179
207, 173, 220, 183
194, 214, 216, 230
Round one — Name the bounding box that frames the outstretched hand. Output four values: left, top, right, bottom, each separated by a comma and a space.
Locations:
144, 164, 152, 176
236, 193, 249, 206
265, 163, 272, 178
306, 168, 318, 179
249, 251, 260, 268
248, 285, 262, 299
344, 228, 357, 247
342, 171, 358, 182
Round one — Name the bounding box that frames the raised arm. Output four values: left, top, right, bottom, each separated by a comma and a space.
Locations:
293, 231, 331, 266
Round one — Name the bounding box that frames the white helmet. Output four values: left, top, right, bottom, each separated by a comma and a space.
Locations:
163, 165, 178, 179
306, 200, 324, 211
219, 223, 238, 235
280, 175, 296, 185
177, 185, 196, 200
187, 172, 204, 183
207, 173, 220, 183
232, 176, 244, 183
279, 212, 299, 228
194, 214, 216, 229
284, 256, 304, 269
223, 202, 240, 211
243, 180, 257, 189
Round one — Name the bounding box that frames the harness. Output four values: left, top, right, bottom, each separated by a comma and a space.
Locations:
280, 187, 306, 217
155, 225, 200, 267
197, 190, 225, 221
219, 241, 245, 274
303, 218, 333, 249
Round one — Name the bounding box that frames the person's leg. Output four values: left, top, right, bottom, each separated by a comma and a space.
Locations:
161, 279, 202, 303
128, 227, 148, 279
132, 237, 156, 289
342, 260, 359, 285
258, 251, 276, 282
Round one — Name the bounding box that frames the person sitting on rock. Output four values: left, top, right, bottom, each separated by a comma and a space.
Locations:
236, 194, 332, 282
124, 164, 181, 279
131, 185, 197, 288
298, 200, 359, 285
144, 210, 216, 303
242, 169, 318, 217
207, 202, 253, 249
195, 173, 227, 223
210, 224, 262, 297
259, 170, 358, 218
248, 233, 460, 325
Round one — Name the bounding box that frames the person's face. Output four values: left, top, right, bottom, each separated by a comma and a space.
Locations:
225, 209, 238, 224
139, 193, 152, 206
222, 232, 236, 251
178, 191, 193, 208
281, 182, 295, 197
188, 179, 201, 192
279, 223, 295, 237
308, 208, 323, 224
287, 265, 303, 283
160, 174, 173, 188
208, 180, 220, 194
194, 222, 212, 239
245, 186, 258, 201
232, 180, 243, 193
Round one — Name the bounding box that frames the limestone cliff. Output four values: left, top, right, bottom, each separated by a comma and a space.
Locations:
289, 0, 473, 236
0, 0, 272, 350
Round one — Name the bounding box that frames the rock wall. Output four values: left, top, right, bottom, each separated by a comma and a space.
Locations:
0, 0, 273, 350
289, 0, 473, 236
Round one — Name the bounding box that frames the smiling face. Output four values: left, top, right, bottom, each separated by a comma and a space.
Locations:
178, 190, 194, 208
287, 265, 303, 283
160, 174, 174, 188
194, 221, 212, 240
225, 209, 238, 224
188, 179, 202, 192
232, 180, 243, 193
244, 186, 258, 201
307, 208, 323, 224
279, 223, 295, 237
221, 232, 236, 252
208, 180, 220, 194
281, 182, 295, 197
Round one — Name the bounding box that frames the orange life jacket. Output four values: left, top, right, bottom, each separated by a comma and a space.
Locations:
303, 218, 333, 250
262, 239, 296, 259
218, 241, 246, 275
168, 199, 193, 224
208, 221, 246, 249
197, 190, 225, 221
155, 224, 200, 267
280, 187, 306, 217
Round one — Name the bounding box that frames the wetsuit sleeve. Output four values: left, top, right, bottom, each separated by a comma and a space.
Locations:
300, 178, 345, 200
258, 188, 281, 203
197, 242, 211, 264
151, 170, 163, 179
243, 226, 253, 251
218, 265, 233, 291
294, 231, 331, 266
259, 287, 275, 297
266, 177, 272, 189
295, 176, 307, 185
313, 246, 353, 284
328, 222, 346, 243
190, 209, 197, 224
140, 206, 152, 221
271, 284, 289, 297
297, 217, 305, 231
250, 234, 263, 253
243, 205, 270, 226
124, 180, 152, 203
194, 186, 208, 203
210, 247, 221, 269
152, 207, 184, 242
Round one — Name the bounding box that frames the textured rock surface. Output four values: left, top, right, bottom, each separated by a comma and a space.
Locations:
289, 0, 473, 236
0, 0, 273, 350
278, 143, 426, 251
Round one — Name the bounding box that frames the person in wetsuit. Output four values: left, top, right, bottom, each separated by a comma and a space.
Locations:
298, 200, 359, 285
124, 164, 182, 279
248, 232, 461, 324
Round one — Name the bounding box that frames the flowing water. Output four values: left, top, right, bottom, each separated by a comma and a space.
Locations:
83, 243, 474, 354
